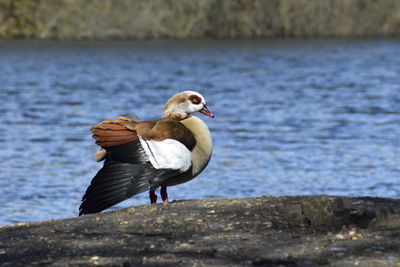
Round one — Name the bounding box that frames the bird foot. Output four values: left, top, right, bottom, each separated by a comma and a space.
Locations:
149, 190, 157, 204
160, 186, 168, 203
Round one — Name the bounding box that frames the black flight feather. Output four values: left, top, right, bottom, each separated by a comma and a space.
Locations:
79, 140, 181, 215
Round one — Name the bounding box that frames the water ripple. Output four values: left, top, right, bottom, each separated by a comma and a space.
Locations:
0, 39, 399, 225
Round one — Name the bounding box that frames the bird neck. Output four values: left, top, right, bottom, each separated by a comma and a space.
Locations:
162, 101, 189, 120
180, 116, 212, 176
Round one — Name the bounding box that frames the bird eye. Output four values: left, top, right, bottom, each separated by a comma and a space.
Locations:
189, 95, 202, 105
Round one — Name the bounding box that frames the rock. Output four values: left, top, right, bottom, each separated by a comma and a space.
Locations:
0, 195, 400, 266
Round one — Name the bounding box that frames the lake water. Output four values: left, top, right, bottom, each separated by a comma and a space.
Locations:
0, 39, 399, 226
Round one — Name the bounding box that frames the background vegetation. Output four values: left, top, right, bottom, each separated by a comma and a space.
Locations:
1, 0, 400, 39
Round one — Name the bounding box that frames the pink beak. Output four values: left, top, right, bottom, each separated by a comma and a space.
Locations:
199, 105, 215, 118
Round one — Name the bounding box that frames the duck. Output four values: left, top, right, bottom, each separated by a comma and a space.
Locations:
79, 91, 214, 215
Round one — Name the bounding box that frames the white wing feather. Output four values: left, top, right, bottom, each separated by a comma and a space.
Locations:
139, 137, 192, 172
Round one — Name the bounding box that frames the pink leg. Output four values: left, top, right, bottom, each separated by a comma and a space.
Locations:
149, 189, 157, 204
161, 186, 169, 203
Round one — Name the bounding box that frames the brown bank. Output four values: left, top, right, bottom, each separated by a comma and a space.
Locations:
1, 196, 400, 266
1, 0, 400, 39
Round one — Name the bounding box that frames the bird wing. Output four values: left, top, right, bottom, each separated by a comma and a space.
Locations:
91, 116, 196, 150
79, 141, 182, 215
79, 116, 195, 215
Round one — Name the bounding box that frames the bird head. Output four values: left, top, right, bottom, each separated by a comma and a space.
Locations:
163, 91, 214, 120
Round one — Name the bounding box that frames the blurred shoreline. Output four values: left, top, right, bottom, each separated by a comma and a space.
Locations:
1, 0, 400, 40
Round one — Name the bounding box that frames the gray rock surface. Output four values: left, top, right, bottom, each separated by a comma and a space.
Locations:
1, 196, 400, 266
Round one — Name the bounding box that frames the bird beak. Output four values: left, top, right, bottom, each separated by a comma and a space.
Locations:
199, 105, 215, 118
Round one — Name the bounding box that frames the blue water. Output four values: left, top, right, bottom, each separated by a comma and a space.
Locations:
0, 39, 399, 226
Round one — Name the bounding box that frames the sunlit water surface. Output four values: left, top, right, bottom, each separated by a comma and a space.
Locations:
0, 39, 399, 226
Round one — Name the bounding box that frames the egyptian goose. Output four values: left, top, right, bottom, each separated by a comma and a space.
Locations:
79, 91, 214, 215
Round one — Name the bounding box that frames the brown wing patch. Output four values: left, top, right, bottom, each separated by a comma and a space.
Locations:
91, 119, 137, 147
135, 118, 196, 151
93, 117, 196, 150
